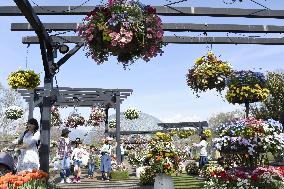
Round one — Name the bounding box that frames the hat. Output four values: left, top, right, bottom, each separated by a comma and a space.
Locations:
106, 137, 113, 141
75, 138, 82, 144
61, 128, 70, 135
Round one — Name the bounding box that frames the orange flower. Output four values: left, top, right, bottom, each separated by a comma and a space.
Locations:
156, 156, 161, 161
13, 180, 24, 187
31, 169, 37, 173
0, 184, 8, 189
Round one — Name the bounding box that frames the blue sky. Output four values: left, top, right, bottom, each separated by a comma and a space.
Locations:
1, 0, 284, 123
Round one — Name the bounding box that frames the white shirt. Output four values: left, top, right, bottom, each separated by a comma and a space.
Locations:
71, 147, 87, 161
194, 140, 208, 156
101, 144, 112, 155
120, 145, 125, 155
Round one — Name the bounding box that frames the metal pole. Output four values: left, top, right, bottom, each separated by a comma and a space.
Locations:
245, 102, 250, 118
39, 78, 53, 173
105, 107, 109, 137
28, 93, 34, 119
115, 93, 121, 164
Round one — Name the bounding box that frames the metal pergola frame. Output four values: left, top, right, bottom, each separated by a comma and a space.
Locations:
2, 1, 284, 173
19, 87, 133, 139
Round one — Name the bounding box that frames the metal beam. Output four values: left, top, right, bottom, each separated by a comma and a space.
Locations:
13, 0, 54, 78
12, 22, 284, 33
2, 6, 284, 18
52, 43, 84, 73
22, 35, 284, 45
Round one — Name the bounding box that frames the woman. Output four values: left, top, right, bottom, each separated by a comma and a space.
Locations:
193, 134, 208, 169
100, 137, 112, 181
57, 128, 72, 184
13, 118, 40, 172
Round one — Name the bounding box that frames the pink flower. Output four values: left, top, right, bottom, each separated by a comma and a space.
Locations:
109, 28, 133, 47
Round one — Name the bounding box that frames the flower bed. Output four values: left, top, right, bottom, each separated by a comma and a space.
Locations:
213, 117, 284, 170
124, 108, 140, 120
186, 52, 232, 95
204, 166, 284, 189
5, 106, 24, 120
87, 106, 106, 126
0, 170, 48, 189
226, 71, 269, 104
77, 0, 164, 67
8, 70, 40, 90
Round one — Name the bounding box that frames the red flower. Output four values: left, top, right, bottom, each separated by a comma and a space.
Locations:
145, 6, 156, 14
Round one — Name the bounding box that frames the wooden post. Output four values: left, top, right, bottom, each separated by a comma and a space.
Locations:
115, 93, 121, 164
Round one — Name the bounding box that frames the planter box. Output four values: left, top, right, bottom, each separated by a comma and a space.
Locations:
154, 174, 174, 189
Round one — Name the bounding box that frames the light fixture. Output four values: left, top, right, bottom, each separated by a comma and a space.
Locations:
59, 45, 69, 54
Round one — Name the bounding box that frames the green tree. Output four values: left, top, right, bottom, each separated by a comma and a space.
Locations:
250, 71, 284, 124
0, 83, 27, 135
208, 109, 244, 132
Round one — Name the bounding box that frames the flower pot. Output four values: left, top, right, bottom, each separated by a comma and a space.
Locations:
154, 173, 174, 189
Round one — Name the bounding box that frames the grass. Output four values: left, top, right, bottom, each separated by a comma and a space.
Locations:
173, 174, 205, 189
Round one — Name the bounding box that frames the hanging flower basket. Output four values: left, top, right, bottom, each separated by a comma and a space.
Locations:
109, 119, 116, 128
186, 51, 232, 95
51, 106, 62, 127
124, 108, 140, 120
87, 106, 106, 126
77, 0, 164, 67
226, 71, 269, 104
65, 110, 85, 128
5, 106, 24, 120
8, 70, 40, 90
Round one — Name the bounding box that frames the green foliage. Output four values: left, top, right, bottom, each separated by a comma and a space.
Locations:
251, 71, 284, 124
110, 171, 129, 180
139, 167, 156, 186
185, 161, 200, 175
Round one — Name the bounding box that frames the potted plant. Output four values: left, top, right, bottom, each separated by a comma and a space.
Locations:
51, 106, 62, 126
146, 132, 180, 189
87, 106, 106, 126
77, 0, 165, 67
65, 109, 85, 128
109, 119, 116, 128
124, 108, 140, 120
186, 51, 232, 96
8, 70, 40, 90
5, 106, 24, 120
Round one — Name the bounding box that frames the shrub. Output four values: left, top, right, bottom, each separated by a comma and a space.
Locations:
110, 171, 129, 180
185, 161, 199, 175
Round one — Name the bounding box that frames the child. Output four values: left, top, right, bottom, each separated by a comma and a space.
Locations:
71, 139, 87, 183
88, 145, 98, 179
193, 134, 208, 169
57, 128, 72, 184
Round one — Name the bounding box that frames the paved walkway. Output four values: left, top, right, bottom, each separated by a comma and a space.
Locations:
51, 166, 153, 189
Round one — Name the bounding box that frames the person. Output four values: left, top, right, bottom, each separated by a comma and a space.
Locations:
88, 145, 98, 179
193, 134, 208, 169
71, 138, 87, 183
100, 137, 112, 181
57, 128, 72, 184
120, 142, 125, 164
12, 118, 40, 172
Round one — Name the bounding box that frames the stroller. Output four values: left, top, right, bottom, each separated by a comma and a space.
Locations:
0, 151, 16, 175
